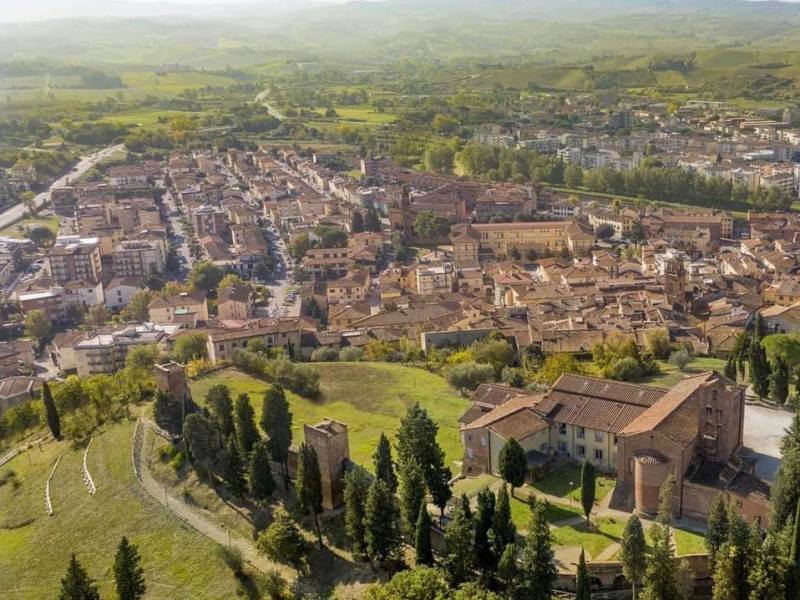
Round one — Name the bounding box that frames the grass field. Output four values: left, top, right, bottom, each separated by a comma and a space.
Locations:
99, 109, 205, 128
188, 363, 469, 470
0, 419, 243, 599
530, 463, 615, 503
642, 357, 728, 389
551, 517, 627, 558
0, 214, 59, 239
673, 527, 707, 556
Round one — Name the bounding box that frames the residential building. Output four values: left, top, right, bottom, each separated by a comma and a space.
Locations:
148, 291, 209, 327
112, 240, 166, 278
46, 236, 103, 284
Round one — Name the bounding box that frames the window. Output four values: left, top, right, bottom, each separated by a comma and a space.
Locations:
717, 410, 723, 424
577, 445, 586, 458
594, 448, 604, 461
577, 426, 585, 439
559, 423, 567, 436
706, 406, 713, 418
467, 448, 474, 459
557, 441, 567, 453
480, 436, 487, 447
613, 435, 618, 446
595, 431, 604, 443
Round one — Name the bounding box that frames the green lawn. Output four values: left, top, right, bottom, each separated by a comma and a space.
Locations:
551, 517, 627, 559
0, 419, 243, 599
0, 214, 59, 239
530, 463, 615, 503
674, 527, 707, 556
189, 363, 469, 470
642, 357, 728, 389
509, 494, 583, 529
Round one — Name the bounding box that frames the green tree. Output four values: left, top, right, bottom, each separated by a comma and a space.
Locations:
59, 554, 100, 600
189, 261, 224, 293
173, 333, 208, 363
374, 432, 398, 492
787, 499, 800, 600
640, 523, 682, 600
124, 290, 152, 321
24, 309, 51, 346
223, 437, 247, 497
365, 479, 401, 568
748, 529, 789, 600
750, 338, 770, 400
564, 164, 583, 188
125, 344, 159, 371
153, 390, 183, 436
443, 504, 475, 586
207, 383, 234, 439
658, 473, 676, 525
712, 506, 756, 600
344, 466, 371, 558
42, 381, 61, 440
706, 494, 729, 570
413, 210, 451, 239
581, 460, 596, 524
114, 536, 146, 600
424, 142, 455, 174
183, 413, 220, 475
296, 442, 324, 548
258, 510, 307, 569
497, 544, 519, 596
517, 498, 556, 600
535, 353, 581, 385
234, 393, 259, 454
620, 515, 647, 600
248, 439, 275, 504
352, 210, 365, 233
492, 485, 516, 559
447, 361, 495, 394
770, 357, 790, 404
576, 548, 591, 600
364, 566, 448, 600
646, 330, 672, 360
498, 437, 527, 497
474, 487, 496, 571
415, 503, 434, 567
399, 460, 426, 536
365, 208, 381, 232
772, 411, 800, 528
261, 384, 292, 488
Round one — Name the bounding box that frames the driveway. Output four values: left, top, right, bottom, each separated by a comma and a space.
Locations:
741, 402, 794, 481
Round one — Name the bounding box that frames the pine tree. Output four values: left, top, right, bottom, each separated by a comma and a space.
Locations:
364, 479, 401, 569
296, 442, 324, 548
114, 536, 146, 600
223, 436, 247, 498
640, 523, 682, 600
581, 460, 596, 525
261, 384, 292, 488
443, 504, 475, 586
234, 393, 259, 454
620, 515, 646, 600
207, 383, 235, 439
517, 498, 556, 600
374, 433, 398, 492
344, 466, 371, 559
770, 357, 790, 404
498, 437, 527, 497
42, 381, 61, 440
59, 554, 100, 600
492, 484, 516, 559
398, 459, 426, 536
415, 503, 434, 566
706, 494, 729, 570
248, 439, 275, 504
474, 487, 497, 571
576, 548, 591, 600
497, 543, 519, 597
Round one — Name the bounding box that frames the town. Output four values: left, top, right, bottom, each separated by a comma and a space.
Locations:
4, 1, 800, 599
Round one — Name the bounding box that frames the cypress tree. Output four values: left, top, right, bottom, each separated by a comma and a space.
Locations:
787, 499, 800, 599
724, 354, 737, 381
581, 460, 596, 525
374, 432, 398, 492
770, 357, 790, 405
59, 554, 100, 600
640, 523, 682, 600
114, 536, 146, 600
706, 494, 729, 570
296, 442, 324, 548
492, 484, 516, 559
248, 439, 275, 504
460, 493, 472, 520
620, 515, 646, 600
234, 393, 259, 454
42, 381, 60, 440
576, 548, 591, 600
223, 436, 247, 498
443, 504, 475, 587
398, 459, 426, 536
415, 503, 434, 566
498, 437, 527, 497
344, 466, 371, 559
207, 383, 234, 439
261, 384, 292, 488
396, 403, 450, 509
351, 210, 365, 233
153, 390, 182, 435
517, 498, 556, 600
474, 487, 497, 571
497, 543, 519, 596
364, 479, 401, 568
750, 338, 770, 400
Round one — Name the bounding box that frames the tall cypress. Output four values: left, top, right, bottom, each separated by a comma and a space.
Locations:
296, 442, 324, 548
620, 515, 646, 600
223, 436, 247, 498
517, 498, 556, 600
206, 383, 234, 439
415, 503, 434, 566
749, 338, 770, 400
42, 381, 60, 440
248, 439, 275, 504
581, 460, 596, 525
344, 466, 371, 558
261, 384, 292, 488
706, 494, 729, 570
114, 537, 146, 600
364, 479, 401, 568
474, 487, 497, 571
59, 554, 100, 600
234, 393, 259, 454
492, 484, 516, 559
576, 548, 591, 600
787, 499, 800, 599
373, 433, 398, 492
398, 459, 426, 536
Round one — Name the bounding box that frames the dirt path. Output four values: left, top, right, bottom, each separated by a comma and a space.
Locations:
132, 418, 291, 579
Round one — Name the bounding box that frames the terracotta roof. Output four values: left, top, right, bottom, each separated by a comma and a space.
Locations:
463, 392, 546, 436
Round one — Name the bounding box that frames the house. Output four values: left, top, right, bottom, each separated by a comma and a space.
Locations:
460, 371, 765, 524
73, 323, 180, 376
218, 284, 253, 321
206, 318, 301, 362
46, 236, 103, 284
0, 376, 43, 415
111, 240, 165, 278
149, 291, 209, 327
326, 270, 370, 305
762, 303, 800, 334
104, 276, 145, 311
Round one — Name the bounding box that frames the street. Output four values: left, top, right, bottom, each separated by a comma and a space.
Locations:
741, 402, 794, 481
162, 187, 193, 279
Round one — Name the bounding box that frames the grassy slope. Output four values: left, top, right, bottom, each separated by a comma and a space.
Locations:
188, 363, 469, 470
0, 419, 241, 600
0, 215, 59, 239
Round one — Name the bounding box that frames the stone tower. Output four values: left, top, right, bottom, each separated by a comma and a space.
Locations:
303, 419, 350, 510
153, 361, 190, 402
663, 258, 687, 310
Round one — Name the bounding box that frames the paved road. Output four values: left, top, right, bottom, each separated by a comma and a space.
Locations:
741, 402, 794, 481
162, 188, 193, 279
0, 144, 124, 231
262, 223, 300, 317
255, 91, 284, 120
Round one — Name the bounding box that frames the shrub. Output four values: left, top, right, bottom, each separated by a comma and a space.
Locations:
605, 357, 644, 381
339, 347, 364, 362
311, 347, 339, 362
447, 361, 495, 393
669, 348, 693, 371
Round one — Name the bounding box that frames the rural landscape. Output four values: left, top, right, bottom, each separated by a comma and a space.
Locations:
3, 0, 800, 599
